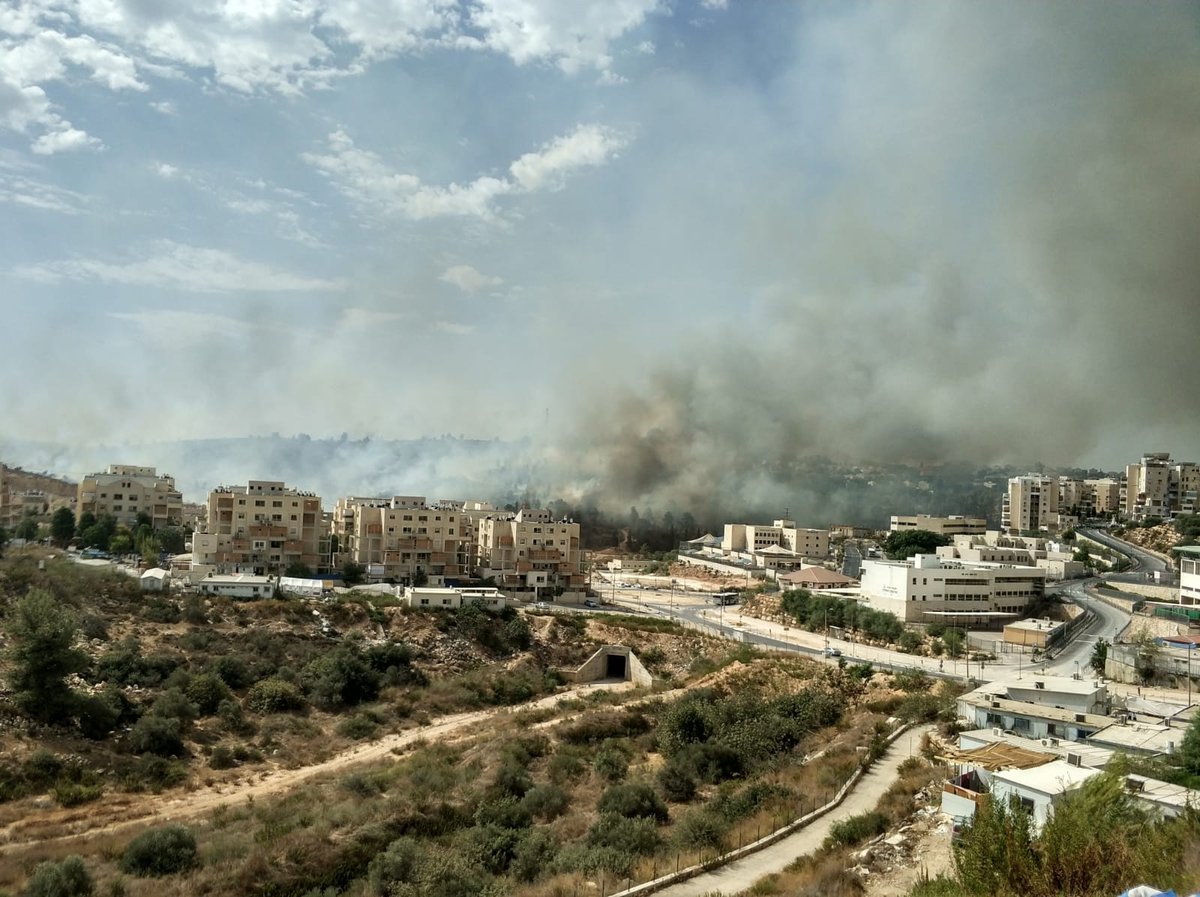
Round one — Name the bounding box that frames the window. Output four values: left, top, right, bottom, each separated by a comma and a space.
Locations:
255, 499, 265, 507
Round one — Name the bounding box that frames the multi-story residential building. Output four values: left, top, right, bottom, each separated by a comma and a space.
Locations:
333, 495, 471, 585
0, 464, 76, 529
475, 508, 584, 593
1086, 478, 1121, 516
936, 533, 1084, 581
889, 514, 987, 536
1002, 475, 1061, 533
860, 553, 1046, 627
76, 464, 182, 529
1121, 453, 1199, 520
191, 480, 327, 577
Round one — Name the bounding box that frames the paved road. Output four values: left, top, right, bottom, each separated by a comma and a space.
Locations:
649, 724, 936, 897
1077, 526, 1172, 584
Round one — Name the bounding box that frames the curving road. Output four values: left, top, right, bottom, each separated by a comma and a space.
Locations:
1077, 526, 1172, 585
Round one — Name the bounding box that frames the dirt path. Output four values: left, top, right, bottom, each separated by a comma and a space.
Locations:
650, 724, 935, 897
0, 682, 632, 853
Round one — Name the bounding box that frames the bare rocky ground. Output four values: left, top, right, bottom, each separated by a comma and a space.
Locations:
860, 795, 956, 897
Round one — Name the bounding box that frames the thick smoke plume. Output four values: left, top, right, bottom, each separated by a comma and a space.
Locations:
554, 3, 1200, 522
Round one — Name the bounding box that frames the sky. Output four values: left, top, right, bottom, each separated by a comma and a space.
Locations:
2, 1, 1199, 509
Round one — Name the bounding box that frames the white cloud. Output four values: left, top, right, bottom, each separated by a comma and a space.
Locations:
439, 264, 502, 293
14, 240, 343, 293
306, 123, 628, 221
509, 124, 627, 191
150, 99, 176, 115
0, 170, 86, 213
340, 307, 408, 329
154, 162, 179, 179
466, 0, 660, 75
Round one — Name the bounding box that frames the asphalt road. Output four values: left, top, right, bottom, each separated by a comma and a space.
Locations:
1077, 526, 1172, 584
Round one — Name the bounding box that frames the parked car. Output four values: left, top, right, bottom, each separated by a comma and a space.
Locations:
583, 599, 598, 608
823, 647, 841, 657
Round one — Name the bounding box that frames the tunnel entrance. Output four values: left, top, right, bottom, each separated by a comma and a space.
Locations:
606, 653, 627, 679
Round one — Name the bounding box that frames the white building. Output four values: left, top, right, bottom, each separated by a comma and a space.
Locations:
1177, 545, 1200, 606
990, 760, 1101, 832
889, 514, 987, 536
399, 585, 507, 611
859, 554, 1046, 626
139, 567, 170, 592
196, 573, 277, 599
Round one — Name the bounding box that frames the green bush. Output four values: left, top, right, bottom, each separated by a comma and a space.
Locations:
672, 806, 730, 852
592, 745, 630, 783
247, 677, 305, 714
147, 688, 199, 729
584, 813, 663, 857
186, 672, 233, 716
657, 760, 697, 802
511, 828, 559, 883
301, 643, 381, 709
53, 780, 103, 807
119, 825, 198, 876
597, 783, 669, 823
825, 810, 889, 848
22, 855, 93, 897
126, 715, 184, 757
336, 711, 382, 740
209, 745, 236, 769
520, 784, 570, 821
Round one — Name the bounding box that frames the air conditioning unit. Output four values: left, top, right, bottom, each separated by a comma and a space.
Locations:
992, 727, 1004, 737
991, 701, 1001, 708
1125, 776, 1145, 793
1040, 738, 1052, 747
1066, 752, 1083, 767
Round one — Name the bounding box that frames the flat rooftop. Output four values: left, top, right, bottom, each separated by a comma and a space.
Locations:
1088, 721, 1188, 756
957, 728, 1114, 769
993, 759, 1101, 795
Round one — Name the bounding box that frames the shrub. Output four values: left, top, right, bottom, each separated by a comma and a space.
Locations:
520, 784, 570, 821
53, 780, 103, 807
336, 711, 382, 740
511, 828, 559, 883
825, 810, 889, 848
119, 825, 198, 876
584, 813, 663, 856
367, 837, 421, 894
74, 692, 120, 740
209, 745, 236, 770
127, 716, 184, 757
301, 644, 381, 709
597, 783, 669, 823
186, 672, 233, 716
672, 807, 730, 852
474, 796, 533, 830
657, 760, 697, 802
147, 688, 199, 729
247, 677, 305, 714
22, 855, 93, 897
212, 654, 254, 689
592, 745, 630, 783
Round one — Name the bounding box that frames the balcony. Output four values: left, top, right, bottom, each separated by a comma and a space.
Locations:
249, 524, 288, 538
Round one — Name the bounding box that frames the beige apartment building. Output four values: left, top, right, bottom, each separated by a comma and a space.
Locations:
76, 464, 182, 529
889, 514, 987, 536
0, 464, 76, 529
1121, 453, 1199, 520
333, 495, 472, 585
1002, 475, 1062, 534
475, 508, 584, 592
191, 480, 327, 576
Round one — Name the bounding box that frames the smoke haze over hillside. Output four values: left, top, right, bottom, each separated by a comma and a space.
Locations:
2, 3, 1197, 520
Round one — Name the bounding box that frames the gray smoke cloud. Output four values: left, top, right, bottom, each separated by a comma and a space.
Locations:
553, 2, 1200, 521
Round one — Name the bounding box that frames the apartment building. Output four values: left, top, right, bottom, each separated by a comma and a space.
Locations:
860, 553, 1046, 626
191, 480, 327, 577
333, 495, 471, 585
1122, 453, 1200, 520
76, 464, 182, 529
0, 464, 76, 529
475, 508, 584, 592
889, 514, 987, 536
937, 534, 1084, 580
1001, 475, 1061, 534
